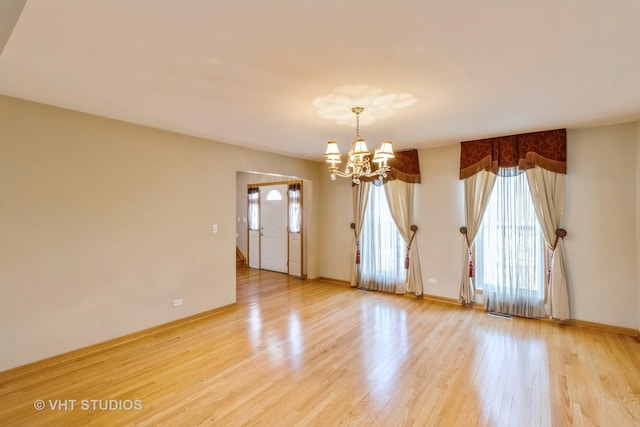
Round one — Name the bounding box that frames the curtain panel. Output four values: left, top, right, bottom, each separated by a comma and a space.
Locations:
526, 167, 570, 320
350, 182, 371, 287
384, 179, 424, 296
288, 183, 301, 233
459, 129, 566, 179
459, 171, 496, 304
247, 186, 260, 231
360, 149, 421, 184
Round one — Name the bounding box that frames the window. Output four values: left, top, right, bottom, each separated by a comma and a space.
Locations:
476, 170, 545, 317
288, 183, 301, 233
359, 183, 406, 293
247, 187, 259, 231
265, 189, 282, 201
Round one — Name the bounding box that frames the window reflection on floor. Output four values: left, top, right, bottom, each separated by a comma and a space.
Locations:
473, 326, 551, 425
246, 302, 304, 371
359, 299, 409, 396
247, 303, 262, 351
286, 312, 304, 371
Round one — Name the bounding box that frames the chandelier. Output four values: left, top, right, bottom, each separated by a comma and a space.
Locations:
324, 107, 395, 184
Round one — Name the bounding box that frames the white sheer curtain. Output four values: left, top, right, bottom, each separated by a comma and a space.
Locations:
459, 170, 496, 304
478, 169, 546, 318
350, 182, 370, 287
288, 183, 301, 233
384, 179, 423, 296
526, 166, 570, 320
247, 187, 259, 231
359, 183, 406, 293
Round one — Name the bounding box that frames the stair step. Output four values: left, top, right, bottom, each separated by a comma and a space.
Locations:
235, 246, 246, 267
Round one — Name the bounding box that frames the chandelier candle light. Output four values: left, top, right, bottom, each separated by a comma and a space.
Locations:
324, 107, 395, 184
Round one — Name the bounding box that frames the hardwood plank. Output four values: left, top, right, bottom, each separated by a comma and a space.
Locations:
1, 267, 639, 426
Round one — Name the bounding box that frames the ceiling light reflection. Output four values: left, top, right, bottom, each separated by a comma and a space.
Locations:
313, 84, 417, 125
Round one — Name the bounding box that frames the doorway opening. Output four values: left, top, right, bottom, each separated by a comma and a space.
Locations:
236, 171, 308, 279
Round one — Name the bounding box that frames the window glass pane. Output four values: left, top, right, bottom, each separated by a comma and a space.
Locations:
265, 189, 282, 201
359, 184, 406, 292
476, 170, 545, 317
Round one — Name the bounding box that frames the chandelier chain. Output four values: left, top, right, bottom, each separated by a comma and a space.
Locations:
352, 106, 364, 140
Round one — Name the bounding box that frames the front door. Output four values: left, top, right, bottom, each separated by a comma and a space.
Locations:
260, 184, 288, 273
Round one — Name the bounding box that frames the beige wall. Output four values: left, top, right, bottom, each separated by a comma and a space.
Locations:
565, 124, 637, 328
0, 95, 321, 370
416, 145, 465, 299
316, 172, 354, 281
316, 122, 640, 330
637, 120, 640, 333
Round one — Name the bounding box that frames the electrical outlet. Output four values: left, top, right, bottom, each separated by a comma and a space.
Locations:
172, 298, 183, 307
212, 224, 218, 234
428, 279, 437, 285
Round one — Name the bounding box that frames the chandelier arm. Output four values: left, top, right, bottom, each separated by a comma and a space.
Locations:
330, 169, 356, 178
360, 168, 390, 178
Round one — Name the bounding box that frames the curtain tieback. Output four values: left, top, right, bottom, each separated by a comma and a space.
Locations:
547, 228, 567, 284
405, 225, 418, 269
552, 228, 567, 251
459, 227, 474, 277
459, 226, 470, 245
350, 223, 360, 264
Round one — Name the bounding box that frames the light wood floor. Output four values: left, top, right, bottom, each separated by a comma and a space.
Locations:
1, 268, 640, 426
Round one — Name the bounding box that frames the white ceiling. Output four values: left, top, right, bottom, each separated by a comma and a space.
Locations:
1, 0, 639, 161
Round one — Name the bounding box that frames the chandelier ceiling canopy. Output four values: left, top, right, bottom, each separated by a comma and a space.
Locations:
324, 107, 394, 184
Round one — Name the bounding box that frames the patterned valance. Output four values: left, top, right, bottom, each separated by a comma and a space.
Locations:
459, 129, 566, 179
361, 149, 421, 184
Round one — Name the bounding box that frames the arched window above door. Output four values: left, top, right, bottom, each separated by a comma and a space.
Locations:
265, 189, 282, 201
